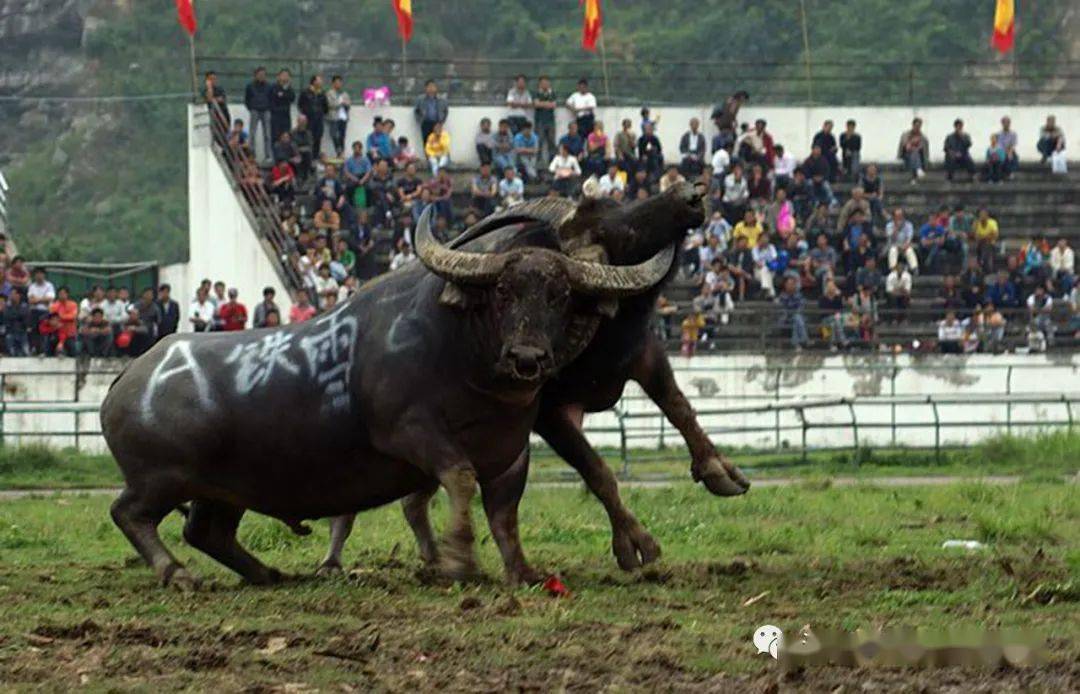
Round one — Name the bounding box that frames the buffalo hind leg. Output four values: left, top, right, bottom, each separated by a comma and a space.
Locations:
183, 500, 283, 585
402, 482, 440, 566
480, 448, 544, 585
317, 515, 356, 576
111, 486, 198, 590
631, 336, 750, 496
535, 404, 661, 571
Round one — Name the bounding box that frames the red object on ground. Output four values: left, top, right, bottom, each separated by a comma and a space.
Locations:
542, 574, 571, 598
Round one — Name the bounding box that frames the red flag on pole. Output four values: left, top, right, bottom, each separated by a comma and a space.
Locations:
175, 0, 197, 37
991, 0, 1015, 53
392, 0, 414, 43
581, 0, 602, 52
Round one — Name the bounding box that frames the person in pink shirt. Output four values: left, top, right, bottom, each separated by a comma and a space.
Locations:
288, 288, 317, 323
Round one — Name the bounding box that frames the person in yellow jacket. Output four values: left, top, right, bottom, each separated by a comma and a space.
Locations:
424, 121, 451, 175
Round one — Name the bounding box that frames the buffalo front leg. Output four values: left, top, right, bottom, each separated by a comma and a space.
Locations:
317, 514, 356, 576
479, 448, 545, 585
183, 500, 283, 585
535, 404, 661, 571
111, 486, 199, 590
436, 466, 482, 582
401, 482, 440, 566
631, 336, 750, 496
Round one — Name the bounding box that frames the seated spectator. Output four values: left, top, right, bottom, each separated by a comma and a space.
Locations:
836, 187, 870, 237
426, 168, 454, 222
842, 209, 873, 261
724, 236, 757, 301
270, 158, 297, 204
985, 270, 1021, 309
513, 121, 540, 181
918, 210, 951, 273
789, 170, 815, 226
938, 311, 964, 353
809, 234, 839, 289
365, 159, 397, 228
738, 119, 774, 170
897, 117, 929, 182
45, 286, 78, 356
764, 187, 795, 242
626, 168, 652, 200
366, 117, 394, 162
854, 253, 883, 297
721, 162, 749, 224
79, 308, 113, 357
78, 285, 106, 324
746, 163, 771, 208
819, 279, 847, 351
313, 199, 341, 233
314, 163, 346, 209
1037, 115, 1066, 163
1051, 238, 1076, 296
614, 119, 637, 173
6, 256, 29, 292
549, 143, 582, 197
424, 121, 451, 175
984, 133, 1007, 183
702, 258, 735, 326
289, 288, 317, 323
943, 119, 975, 182
342, 141, 372, 202
1022, 235, 1051, 287
858, 163, 885, 225
659, 165, 686, 194
772, 144, 796, 191
680, 307, 705, 358
885, 207, 918, 273
777, 275, 809, 350
839, 119, 862, 181
470, 163, 499, 217
1027, 284, 1055, 346
885, 261, 913, 323
313, 264, 339, 309
396, 162, 423, 217
331, 238, 356, 281
679, 117, 707, 178
849, 285, 878, 347
3, 289, 29, 356
584, 121, 609, 177
475, 117, 496, 166
637, 121, 664, 181
498, 167, 525, 209
811, 120, 839, 182
972, 207, 999, 273
996, 115, 1020, 177
290, 115, 314, 180
389, 241, 417, 272
558, 120, 585, 160
491, 118, 516, 173
732, 208, 763, 249
752, 233, 778, 299
228, 118, 248, 149
115, 306, 150, 357
959, 257, 986, 310
598, 162, 626, 197
801, 144, 834, 203
393, 136, 418, 170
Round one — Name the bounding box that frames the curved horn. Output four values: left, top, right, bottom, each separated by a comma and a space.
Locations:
413, 206, 509, 285
564, 244, 676, 297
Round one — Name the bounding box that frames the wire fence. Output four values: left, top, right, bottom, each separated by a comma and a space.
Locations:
197, 55, 1080, 107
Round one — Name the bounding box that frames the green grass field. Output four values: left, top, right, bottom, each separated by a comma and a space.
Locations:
1, 477, 1077, 690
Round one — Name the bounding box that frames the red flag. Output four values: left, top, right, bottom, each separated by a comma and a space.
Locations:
392, 0, 413, 43
175, 0, 197, 37
581, 0, 602, 52
991, 0, 1015, 53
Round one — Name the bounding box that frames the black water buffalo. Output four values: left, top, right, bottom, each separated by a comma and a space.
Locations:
101, 207, 674, 588
321, 182, 750, 580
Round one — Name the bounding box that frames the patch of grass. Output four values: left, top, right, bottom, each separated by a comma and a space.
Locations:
0, 446, 121, 490
0, 482, 1075, 689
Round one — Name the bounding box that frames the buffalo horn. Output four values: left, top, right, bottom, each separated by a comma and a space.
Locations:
563, 245, 675, 297
413, 207, 509, 285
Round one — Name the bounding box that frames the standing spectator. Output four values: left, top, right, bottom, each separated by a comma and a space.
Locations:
710, 90, 748, 147
326, 75, 351, 158
996, 116, 1020, 178
811, 120, 839, 182
470, 163, 499, 217
679, 118, 707, 178
505, 74, 532, 133
3, 289, 29, 356
533, 76, 557, 165
938, 311, 964, 353
498, 167, 525, 209
475, 117, 496, 166
566, 78, 597, 135
637, 121, 664, 181
269, 69, 296, 143
972, 208, 999, 273
1037, 115, 1066, 163
885, 261, 913, 322
1027, 285, 1055, 345
549, 143, 582, 197
252, 287, 279, 329
290, 116, 314, 181
156, 284, 179, 339
217, 288, 247, 331
134, 288, 161, 350
79, 308, 113, 357
113, 307, 148, 357
839, 119, 862, 181
414, 80, 448, 147
584, 122, 609, 177
513, 121, 540, 181
203, 71, 230, 137
244, 67, 274, 163
1050, 238, 1076, 295
189, 286, 215, 332
289, 289, 317, 323
898, 117, 929, 182
26, 268, 55, 353
493, 119, 516, 173
885, 208, 918, 273
943, 119, 976, 182
297, 75, 329, 161
777, 276, 809, 350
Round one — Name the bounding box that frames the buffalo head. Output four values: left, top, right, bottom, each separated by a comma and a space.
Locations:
414, 207, 672, 384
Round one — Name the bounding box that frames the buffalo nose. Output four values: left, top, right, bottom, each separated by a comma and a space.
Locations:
507, 346, 550, 381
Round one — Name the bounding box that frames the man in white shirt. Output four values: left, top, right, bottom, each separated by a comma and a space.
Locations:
751, 234, 778, 298
102, 286, 128, 327
710, 147, 731, 182
390, 243, 417, 271
505, 74, 532, 134
772, 144, 797, 189
1027, 285, 1055, 345
189, 286, 215, 332
498, 167, 525, 208
938, 311, 964, 353
78, 285, 106, 323
26, 267, 56, 350
1050, 238, 1075, 294
721, 162, 749, 223
885, 261, 913, 322
598, 163, 625, 196
565, 78, 597, 135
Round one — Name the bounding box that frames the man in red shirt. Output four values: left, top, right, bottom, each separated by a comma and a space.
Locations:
218, 288, 248, 331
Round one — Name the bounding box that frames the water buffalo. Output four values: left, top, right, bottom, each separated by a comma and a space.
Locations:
101, 207, 674, 588
321, 183, 750, 579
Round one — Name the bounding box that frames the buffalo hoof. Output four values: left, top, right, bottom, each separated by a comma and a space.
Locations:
694, 456, 751, 497
438, 556, 483, 585
163, 566, 200, 592
612, 520, 662, 571
507, 565, 547, 586
315, 560, 344, 578
249, 567, 286, 586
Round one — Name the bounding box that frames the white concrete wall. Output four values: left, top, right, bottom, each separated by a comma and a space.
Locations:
187, 108, 293, 325
224, 102, 1079, 168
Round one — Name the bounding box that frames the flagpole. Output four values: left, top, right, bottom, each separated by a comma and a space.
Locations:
798, 0, 814, 105
188, 33, 199, 99
598, 30, 611, 104
401, 34, 408, 100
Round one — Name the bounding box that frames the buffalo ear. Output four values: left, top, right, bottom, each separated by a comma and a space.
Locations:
438, 281, 471, 309
594, 297, 619, 318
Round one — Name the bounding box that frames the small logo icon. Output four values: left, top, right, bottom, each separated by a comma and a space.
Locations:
754, 625, 783, 659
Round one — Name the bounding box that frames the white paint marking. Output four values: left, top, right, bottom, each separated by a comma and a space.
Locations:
141, 340, 214, 421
